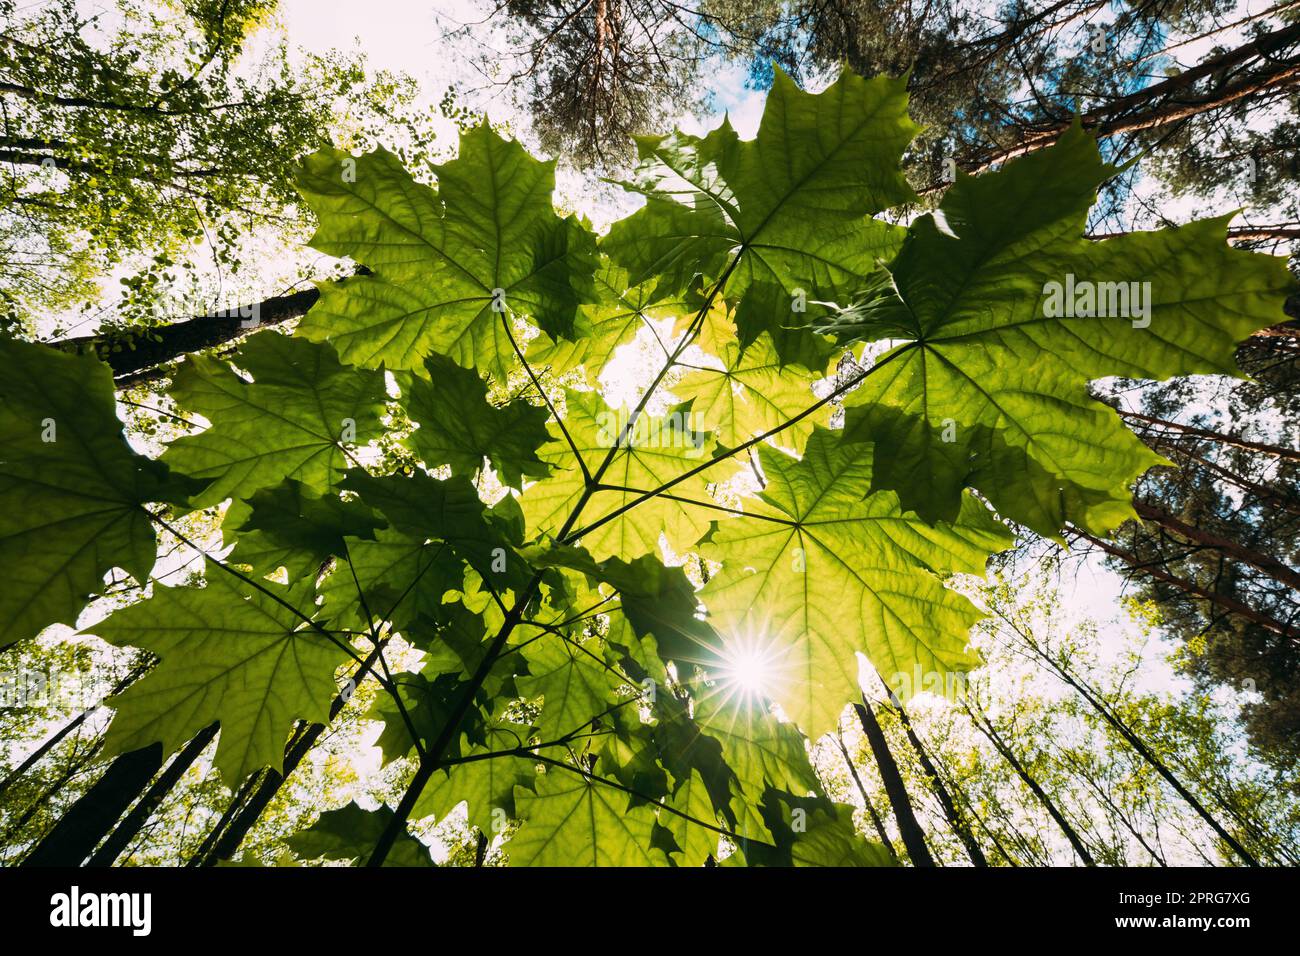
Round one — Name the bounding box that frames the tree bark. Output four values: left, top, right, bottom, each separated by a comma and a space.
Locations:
1132, 500, 1300, 592
20, 743, 164, 867
921, 21, 1300, 192
964, 703, 1097, 866
853, 698, 937, 867
1072, 528, 1297, 638
50, 286, 322, 385
1117, 409, 1300, 462
86, 722, 219, 866
832, 730, 899, 862
194, 641, 386, 865
880, 690, 989, 866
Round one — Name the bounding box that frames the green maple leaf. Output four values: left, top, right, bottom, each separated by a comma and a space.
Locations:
88, 561, 352, 784
163, 332, 386, 508
666, 769, 720, 866
400, 352, 551, 488
674, 307, 832, 452
509, 768, 667, 866
785, 804, 893, 867
826, 121, 1294, 536
0, 340, 196, 647
732, 797, 890, 867
690, 692, 821, 804
341, 469, 534, 596
519, 389, 716, 560
527, 258, 688, 384
524, 542, 721, 668
319, 527, 464, 635
415, 716, 537, 834
517, 634, 625, 741
225, 478, 384, 577
594, 708, 671, 805
699, 427, 1012, 739
288, 802, 432, 867
295, 125, 597, 379
604, 69, 919, 366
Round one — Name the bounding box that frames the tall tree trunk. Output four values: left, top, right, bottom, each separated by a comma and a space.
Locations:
20, 742, 164, 867
2, 743, 101, 851
832, 729, 899, 862
928, 746, 1021, 866
1132, 500, 1300, 592
854, 698, 937, 867
1011, 636, 1261, 866
1073, 528, 1297, 638
967, 21, 1300, 172
50, 287, 321, 385
86, 722, 219, 866
879, 688, 988, 866
1117, 409, 1300, 462
964, 703, 1097, 866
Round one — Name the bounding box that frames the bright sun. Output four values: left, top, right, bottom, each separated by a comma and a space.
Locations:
717, 635, 784, 699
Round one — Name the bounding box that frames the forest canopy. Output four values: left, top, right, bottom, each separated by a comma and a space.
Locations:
0, 0, 1297, 874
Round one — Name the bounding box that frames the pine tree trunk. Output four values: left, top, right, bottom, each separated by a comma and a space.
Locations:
1073, 528, 1296, 638
1132, 500, 1300, 592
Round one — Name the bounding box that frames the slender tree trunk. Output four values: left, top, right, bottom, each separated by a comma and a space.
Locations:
20, 742, 164, 867
1139, 440, 1300, 516
86, 722, 218, 866
879, 689, 988, 866
187, 768, 263, 867
964, 703, 1097, 866
1073, 528, 1297, 638
1117, 409, 1300, 462
2, 743, 100, 851
929, 748, 1020, 866
974, 22, 1300, 170
1019, 645, 1260, 866
1132, 500, 1300, 592
832, 730, 899, 862
0, 660, 149, 799
853, 698, 936, 867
